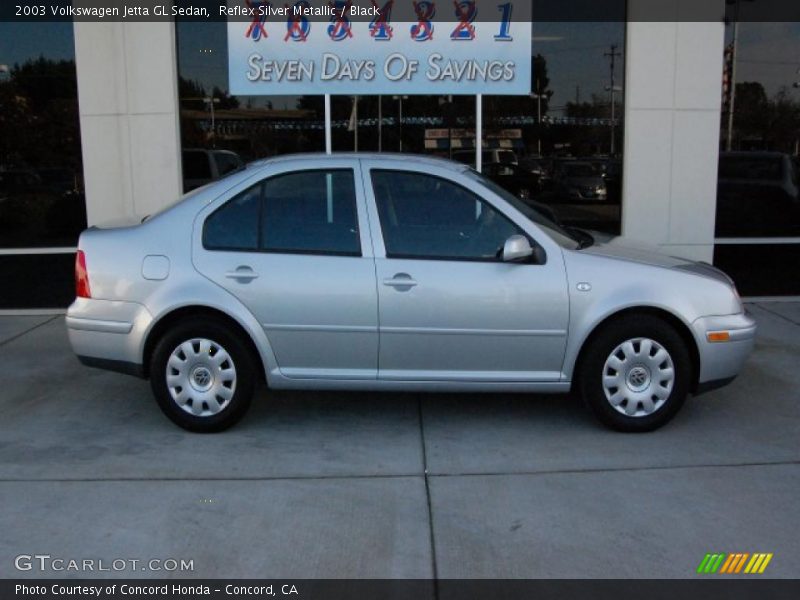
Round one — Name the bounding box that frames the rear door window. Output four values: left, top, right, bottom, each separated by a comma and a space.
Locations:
261, 170, 360, 256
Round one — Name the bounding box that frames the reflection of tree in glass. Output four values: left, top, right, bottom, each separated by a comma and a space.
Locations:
727, 81, 800, 153
0, 57, 86, 247
0, 57, 81, 173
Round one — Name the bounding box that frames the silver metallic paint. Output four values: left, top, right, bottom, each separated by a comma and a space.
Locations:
66, 153, 755, 396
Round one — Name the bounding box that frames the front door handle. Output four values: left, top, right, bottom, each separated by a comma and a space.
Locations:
225, 266, 259, 283
383, 273, 417, 291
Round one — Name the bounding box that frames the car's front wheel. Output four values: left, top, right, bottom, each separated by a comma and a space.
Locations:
150, 317, 257, 432
578, 315, 691, 432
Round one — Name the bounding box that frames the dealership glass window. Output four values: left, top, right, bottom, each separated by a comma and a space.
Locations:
483, 20, 626, 235
0, 21, 86, 250
715, 15, 800, 295
176, 19, 326, 193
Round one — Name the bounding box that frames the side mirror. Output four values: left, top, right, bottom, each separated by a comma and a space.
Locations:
502, 235, 534, 263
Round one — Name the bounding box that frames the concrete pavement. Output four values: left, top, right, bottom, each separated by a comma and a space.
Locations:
0, 303, 798, 580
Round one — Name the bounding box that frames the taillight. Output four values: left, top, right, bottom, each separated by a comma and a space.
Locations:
75, 250, 91, 298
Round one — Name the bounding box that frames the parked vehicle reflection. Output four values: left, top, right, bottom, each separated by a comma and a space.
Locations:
716, 151, 800, 237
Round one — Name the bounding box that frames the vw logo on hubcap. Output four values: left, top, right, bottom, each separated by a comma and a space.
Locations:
190, 366, 213, 391
626, 366, 650, 392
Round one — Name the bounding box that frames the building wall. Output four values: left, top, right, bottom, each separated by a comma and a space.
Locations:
622, 0, 726, 262
73, 20, 182, 225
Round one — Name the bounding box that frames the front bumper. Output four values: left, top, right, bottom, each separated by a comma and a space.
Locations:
692, 311, 757, 390
66, 298, 153, 375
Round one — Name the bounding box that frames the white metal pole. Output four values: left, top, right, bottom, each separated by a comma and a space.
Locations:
726, 20, 740, 152
210, 101, 216, 149
610, 89, 616, 155
325, 94, 332, 154
476, 94, 483, 172
399, 98, 403, 152
536, 80, 542, 156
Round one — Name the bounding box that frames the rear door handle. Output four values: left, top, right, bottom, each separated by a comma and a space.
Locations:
383, 273, 417, 290
225, 266, 259, 282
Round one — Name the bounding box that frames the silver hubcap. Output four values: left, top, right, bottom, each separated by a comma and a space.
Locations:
166, 338, 236, 417
602, 337, 674, 417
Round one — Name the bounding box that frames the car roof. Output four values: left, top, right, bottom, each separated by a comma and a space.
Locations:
720, 151, 787, 159
248, 152, 469, 173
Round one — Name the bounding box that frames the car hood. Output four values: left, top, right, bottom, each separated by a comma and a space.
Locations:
580, 232, 695, 269
565, 177, 604, 187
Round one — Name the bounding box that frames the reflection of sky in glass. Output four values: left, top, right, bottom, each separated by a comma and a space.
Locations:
532, 22, 625, 115
726, 22, 800, 97
0, 22, 76, 65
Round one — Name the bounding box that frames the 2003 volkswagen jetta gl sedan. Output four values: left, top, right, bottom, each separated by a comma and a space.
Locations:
67, 154, 755, 432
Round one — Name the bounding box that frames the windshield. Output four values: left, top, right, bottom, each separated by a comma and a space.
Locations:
465, 169, 581, 249
565, 163, 597, 178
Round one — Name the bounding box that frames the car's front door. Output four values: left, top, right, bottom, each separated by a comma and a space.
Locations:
193, 160, 378, 380
361, 163, 569, 382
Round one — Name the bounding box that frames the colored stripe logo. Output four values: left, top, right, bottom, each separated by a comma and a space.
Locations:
697, 553, 773, 574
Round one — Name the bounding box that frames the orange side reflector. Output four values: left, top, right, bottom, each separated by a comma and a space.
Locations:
707, 331, 731, 343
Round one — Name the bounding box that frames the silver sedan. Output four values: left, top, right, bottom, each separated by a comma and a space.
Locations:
66, 154, 755, 432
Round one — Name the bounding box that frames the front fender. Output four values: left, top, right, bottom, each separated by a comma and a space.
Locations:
560, 251, 737, 382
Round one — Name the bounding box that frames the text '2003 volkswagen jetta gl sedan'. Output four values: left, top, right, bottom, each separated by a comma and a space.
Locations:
67, 154, 755, 433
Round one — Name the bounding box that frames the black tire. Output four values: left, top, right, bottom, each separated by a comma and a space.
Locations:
150, 317, 257, 432
578, 315, 691, 432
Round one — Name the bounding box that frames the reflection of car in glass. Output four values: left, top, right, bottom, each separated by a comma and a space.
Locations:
67, 154, 754, 434
716, 151, 800, 237
482, 162, 542, 199
182, 149, 245, 192
554, 161, 608, 201
452, 149, 518, 167
588, 158, 622, 204
518, 156, 552, 188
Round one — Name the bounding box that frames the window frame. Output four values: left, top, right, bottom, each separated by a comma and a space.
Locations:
202, 168, 363, 258
369, 169, 531, 264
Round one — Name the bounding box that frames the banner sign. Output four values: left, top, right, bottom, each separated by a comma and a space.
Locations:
227, 0, 532, 95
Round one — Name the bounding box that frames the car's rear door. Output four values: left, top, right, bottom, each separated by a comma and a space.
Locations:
193, 158, 379, 380
360, 160, 570, 383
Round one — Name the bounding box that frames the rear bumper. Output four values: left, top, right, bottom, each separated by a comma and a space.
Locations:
692, 311, 756, 390
66, 298, 152, 375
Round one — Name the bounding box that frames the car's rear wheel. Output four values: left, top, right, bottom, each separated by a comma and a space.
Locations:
150, 317, 256, 432
578, 315, 691, 432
